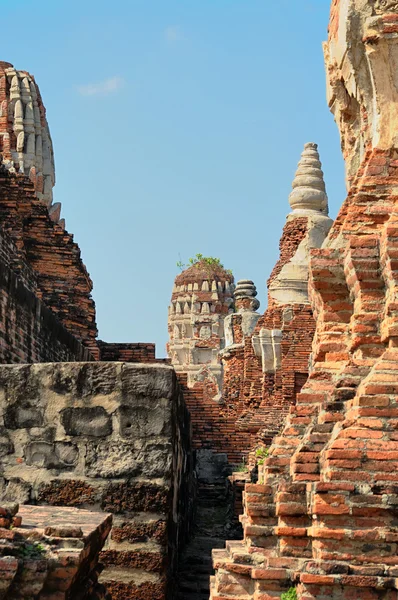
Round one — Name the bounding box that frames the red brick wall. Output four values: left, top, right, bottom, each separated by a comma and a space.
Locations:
98, 342, 156, 362
0, 169, 98, 357
98, 342, 170, 364
0, 227, 92, 363
177, 372, 253, 464
329, 0, 341, 40
177, 304, 315, 465
267, 217, 308, 289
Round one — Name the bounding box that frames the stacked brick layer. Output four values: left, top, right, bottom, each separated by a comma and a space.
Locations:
98, 341, 170, 364
0, 223, 92, 363
0, 168, 98, 356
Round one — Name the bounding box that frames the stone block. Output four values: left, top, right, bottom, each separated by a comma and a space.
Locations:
25, 441, 79, 469
117, 404, 170, 439
4, 404, 43, 429
61, 406, 112, 437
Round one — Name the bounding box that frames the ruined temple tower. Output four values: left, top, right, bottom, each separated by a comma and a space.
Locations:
267, 142, 332, 307
211, 2, 398, 599
167, 260, 234, 399
0, 61, 62, 227
220, 142, 333, 447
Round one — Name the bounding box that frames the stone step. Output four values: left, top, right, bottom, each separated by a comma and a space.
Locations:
226, 539, 245, 552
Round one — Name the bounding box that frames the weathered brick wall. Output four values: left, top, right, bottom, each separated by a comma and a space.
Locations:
0, 224, 38, 292
0, 169, 98, 357
267, 217, 308, 289
0, 260, 92, 363
0, 362, 193, 600
217, 306, 315, 465
0, 227, 92, 363
98, 341, 171, 364
178, 372, 253, 465
98, 341, 156, 362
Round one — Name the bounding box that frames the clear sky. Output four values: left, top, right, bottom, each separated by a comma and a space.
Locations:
2, 0, 346, 356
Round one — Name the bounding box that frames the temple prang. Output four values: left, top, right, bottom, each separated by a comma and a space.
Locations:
210, 2, 398, 599
1, 0, 398, 598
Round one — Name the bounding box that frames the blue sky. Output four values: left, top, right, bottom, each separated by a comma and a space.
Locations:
2, 0, 345, 356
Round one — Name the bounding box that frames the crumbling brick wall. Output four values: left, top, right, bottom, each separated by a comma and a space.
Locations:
217, 306, 315, 464
0, 362, 193, 600
0, 225, 92, 363
98, 341, 171, 364
0, 169, 98, 357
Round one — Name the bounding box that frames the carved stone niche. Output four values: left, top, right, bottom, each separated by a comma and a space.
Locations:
200, 326, 211, 340
373, 0, 398, 13
252, 329, 282, 373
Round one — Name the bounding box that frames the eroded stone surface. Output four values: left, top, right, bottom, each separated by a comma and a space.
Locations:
0, 362, 194, 600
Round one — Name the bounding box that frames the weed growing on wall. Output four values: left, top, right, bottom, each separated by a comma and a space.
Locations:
177, 253, 233, 276
255, 446, 269, 465
281, 588, 297, 600
236, 461, 248, 473
15, 541, 46, 560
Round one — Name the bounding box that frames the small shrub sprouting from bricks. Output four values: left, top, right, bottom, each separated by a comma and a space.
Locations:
281, 588, 297, 600
255, 446, 269, 465
177, 253, 233, 275
236, 461, 248, 473
14, 541, 46, 560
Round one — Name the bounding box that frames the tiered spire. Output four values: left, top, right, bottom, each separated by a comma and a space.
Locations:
289, 142, 328, 214
268, 142, 333, 306
234, 280, 260, 313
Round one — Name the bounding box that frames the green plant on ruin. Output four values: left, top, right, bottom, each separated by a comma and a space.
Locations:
281, 588, 298, 600
236, 461, 248, 473
14, 541, 46, 560
255, 446, 269, 465
177, 253, 233, 276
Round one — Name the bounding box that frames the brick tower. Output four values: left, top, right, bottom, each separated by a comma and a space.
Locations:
211, 2, 398, 599
167, 259, 234, 400
220, 143, 333, 450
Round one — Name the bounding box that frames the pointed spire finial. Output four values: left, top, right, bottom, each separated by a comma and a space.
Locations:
288, 143, 328, 214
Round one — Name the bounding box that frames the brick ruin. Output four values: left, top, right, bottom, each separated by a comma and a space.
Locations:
0, 61, 194, 600
1, 0, 398, 598
169, 143, 332, 600
210, 1, 398, 599
168, 143, 332, 467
